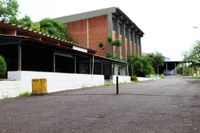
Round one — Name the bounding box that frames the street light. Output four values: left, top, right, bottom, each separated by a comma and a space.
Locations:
193, 26, 200, 29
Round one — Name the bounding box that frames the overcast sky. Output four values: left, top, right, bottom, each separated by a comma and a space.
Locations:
17, 0, 200, 61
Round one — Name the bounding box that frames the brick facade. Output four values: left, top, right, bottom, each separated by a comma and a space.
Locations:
66, 15, 108, 57
66, 20, 87, 47
88, 15, 108, 57
59, 7, 144, 61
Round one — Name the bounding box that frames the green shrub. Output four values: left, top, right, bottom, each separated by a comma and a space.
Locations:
131, 76, 138, 82
106, 52, 113, 58
19, 92, 31, 97
0, 55, 7, 77
192, 76, 200, 79
98, 41, 104, 48
107, 36, 112, 43
115, 39, 122, 47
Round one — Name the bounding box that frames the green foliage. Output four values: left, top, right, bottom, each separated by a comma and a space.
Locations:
39, 18, 70, 40
0, 0, 19, 22
0, 0, 74, 41
192, 76, 200, 79
106, 52, 113, 58
159, 75, 165, 79
128, 55, 155, 77
31, 23, 41, 31
112, 54, 120, 60
18, 92, 31, 97
111, 41, 116, 46
184, 41, 200, 67
145, 52, 165, 74
0, 55, 7, 77
18, 15, 32, 28
98, 40, 104, 49
107, 36, 112, 43
115, 39, 122, 47
104, 83, 113, 86
131, 76, 138, 82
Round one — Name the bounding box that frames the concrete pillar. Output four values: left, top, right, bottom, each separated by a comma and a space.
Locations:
121, 23, 126, 60
139, 36, 142, 56
127, 28, 131, 56
135, 34, 138, 56
116, 19, 120, 56
132, 31, 135, 55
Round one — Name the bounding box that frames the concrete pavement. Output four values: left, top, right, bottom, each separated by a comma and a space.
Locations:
0, 76, 200, 133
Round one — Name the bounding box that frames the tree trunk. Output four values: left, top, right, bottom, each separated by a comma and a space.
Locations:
157, 66, 159, 74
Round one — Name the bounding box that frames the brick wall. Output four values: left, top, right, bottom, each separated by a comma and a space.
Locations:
119, 35, 123, 59
89, 15, 108, 57
66, 20, 87, 47
65, 15, 108, 57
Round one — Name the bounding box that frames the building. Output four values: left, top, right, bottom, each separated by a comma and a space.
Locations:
0, 20, 131, 98
56, 7, 144, 61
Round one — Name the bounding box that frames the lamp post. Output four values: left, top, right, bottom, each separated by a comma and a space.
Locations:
193, 27, 200, 29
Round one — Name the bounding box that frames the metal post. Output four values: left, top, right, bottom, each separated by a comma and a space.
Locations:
116, 76, 119, 95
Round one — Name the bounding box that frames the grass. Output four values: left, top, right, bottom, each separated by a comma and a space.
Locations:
159, 75, 165, 79
192, 76, 200, 79
18, 92, 31, 97
104, 83, 113, 86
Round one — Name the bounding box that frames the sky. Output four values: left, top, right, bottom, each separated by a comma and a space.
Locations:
17, 0, 200, 61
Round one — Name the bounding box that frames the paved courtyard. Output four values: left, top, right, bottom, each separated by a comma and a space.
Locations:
0, 76, 200, 133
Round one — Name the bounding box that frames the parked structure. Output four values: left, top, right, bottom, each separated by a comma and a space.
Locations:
0, 21, 129, 77
56, 7, 144, 61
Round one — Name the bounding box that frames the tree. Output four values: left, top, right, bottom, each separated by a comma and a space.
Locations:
128, 55, 154, 77
0, 0, 74, 41
39, 18, 71, 40
18, 15, 32, 28
146, 52, 165, 74
0, 0, 19, 22
0, 55, 7, 77
184, 41, 200, 75
184, 41, 200, 66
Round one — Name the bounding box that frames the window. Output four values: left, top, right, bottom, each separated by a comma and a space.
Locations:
125, 28, 129, 39
130, 31, 133, 42
112, 18, 117, 31
119, 23, 123, 35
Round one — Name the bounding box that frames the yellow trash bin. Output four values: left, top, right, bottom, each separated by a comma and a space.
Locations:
32, 79, 47, 95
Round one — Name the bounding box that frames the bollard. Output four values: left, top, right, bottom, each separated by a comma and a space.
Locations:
116, 76, 119, 95
32, 79, 47, 95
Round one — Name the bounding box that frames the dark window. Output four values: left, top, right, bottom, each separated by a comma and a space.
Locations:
112, 18, 117, 31
125, 28, 129, 39
130, 31, 133, 42
119, 23, 123, 35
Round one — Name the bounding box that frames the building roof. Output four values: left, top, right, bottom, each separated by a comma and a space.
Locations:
56, 7, 144, 35
0, 21, 96, 54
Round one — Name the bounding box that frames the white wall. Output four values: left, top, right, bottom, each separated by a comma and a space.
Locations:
112, 75, 131, 84
0, 71, 104, 99
0, 81, 24, 99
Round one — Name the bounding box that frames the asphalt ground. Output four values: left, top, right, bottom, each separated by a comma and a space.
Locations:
0, 76, 200, 133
